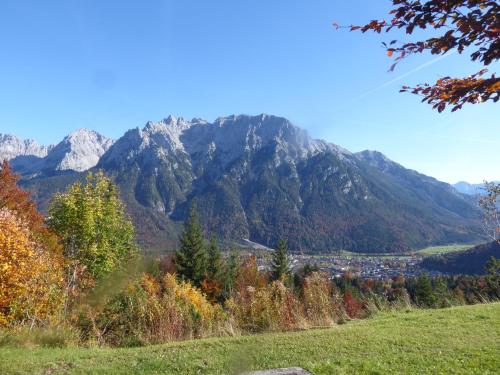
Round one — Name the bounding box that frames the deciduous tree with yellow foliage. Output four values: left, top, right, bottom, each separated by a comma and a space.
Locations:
48, 171, 138, 313
0, 162, 65, 327
0, 209, 64, 327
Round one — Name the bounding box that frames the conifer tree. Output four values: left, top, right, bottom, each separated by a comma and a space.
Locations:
220, 250, 239, 300
175, 205, 207, 287
206, 235, 223, 282
414, 273, 437, 308
433, 277, 452, 308
271, 238, 291, 282
485, 257, 500, 297
201, 235, 224, 303
485, 257, 500, 277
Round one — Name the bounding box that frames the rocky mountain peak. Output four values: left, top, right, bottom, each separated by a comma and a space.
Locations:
65, 128, 111, 144
139, 117, 194, 153
145, 115, 191, 131
104, 114, 353, 170
7, 129, 113, 174
11, 114, 484, 252
46, 129, 113, 172
0, 133, 51, 161
356, 150, 398, 172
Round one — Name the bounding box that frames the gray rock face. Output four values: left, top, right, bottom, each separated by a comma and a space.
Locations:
355, 150, 397, 172
45, 128, 114, 172
0, 133, 51, 161
101, 114, 351, 169
8, 129, 113, 174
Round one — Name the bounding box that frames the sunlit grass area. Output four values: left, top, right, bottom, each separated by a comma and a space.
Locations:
1, 303, 498, 375
335, 250, 409, 259
417, 244, 474, 255
331, 244, 475, 258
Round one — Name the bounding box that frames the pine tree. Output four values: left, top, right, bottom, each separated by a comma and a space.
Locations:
271, 238, 291, 282
175, 205, 207, 287
206, 235, 223, 282
414, 273, 437, 308
433, 277, 452, 308
220, 250, 239, 300
485, 257, 500, 298
485, 257, 500, 276
201, 235, 224, 303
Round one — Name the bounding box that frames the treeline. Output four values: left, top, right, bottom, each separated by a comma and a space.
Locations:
0, 160, 499, 348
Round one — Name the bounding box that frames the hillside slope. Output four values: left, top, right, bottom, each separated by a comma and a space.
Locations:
1, 303, 499, 374
421, 241, 500, 275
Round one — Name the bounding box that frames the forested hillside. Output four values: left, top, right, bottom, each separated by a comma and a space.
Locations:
12, 115, 484, 253
422, 242, 500, 275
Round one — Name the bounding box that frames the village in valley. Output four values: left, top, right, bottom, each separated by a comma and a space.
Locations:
253, 250, 447, 280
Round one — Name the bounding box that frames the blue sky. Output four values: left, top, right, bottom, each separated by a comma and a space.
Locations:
0, 0, 498, 183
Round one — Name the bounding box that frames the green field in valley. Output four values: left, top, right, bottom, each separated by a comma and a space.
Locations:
1, 303, 499, 375
335, 244, 474, 258
416, 244, 474, 255
335, 250, 409, 259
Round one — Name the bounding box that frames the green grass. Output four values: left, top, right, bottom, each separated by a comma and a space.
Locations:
417, 244, 474, 255
333, 250, 410, 259
1, 303, 499, 374
335, 244, 475, 258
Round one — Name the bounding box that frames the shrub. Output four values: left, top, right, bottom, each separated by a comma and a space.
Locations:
343, 291, 364, 319
226, 256, 290, 332
86, 273, 233, 346
301, 272, 339, 327
227, 280, 304, 332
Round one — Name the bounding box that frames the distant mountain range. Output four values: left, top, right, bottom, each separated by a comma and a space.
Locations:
0, 114, 486, 253
453, 181, 499, 196
3, 129, 113, 175
0, 133, 51, 160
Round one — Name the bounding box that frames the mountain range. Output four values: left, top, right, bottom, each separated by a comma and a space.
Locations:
0, 133, 51, 161
452, 181, 499, 196
4, 129, 113, 175
0, 114, 486, 253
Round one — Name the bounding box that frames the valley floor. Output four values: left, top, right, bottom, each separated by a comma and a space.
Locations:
1, 303, 499, 374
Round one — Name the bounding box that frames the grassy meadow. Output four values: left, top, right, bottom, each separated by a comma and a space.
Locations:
1, 303, 498, 375
330, 244, 475, 258
416, 244, 474, 255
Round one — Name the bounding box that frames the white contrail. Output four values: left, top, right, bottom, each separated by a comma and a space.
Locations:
353, 51, 456, 101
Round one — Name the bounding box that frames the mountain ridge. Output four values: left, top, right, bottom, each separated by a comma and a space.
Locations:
453, 181, 500, 196
0, 133, 52, 161
7, 129, 113, 174
3, 114, 485, 253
